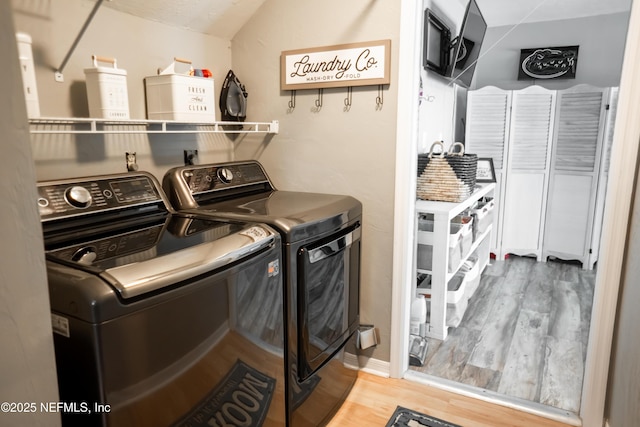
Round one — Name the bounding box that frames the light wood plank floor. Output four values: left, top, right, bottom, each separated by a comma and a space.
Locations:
327, 371, 573, 427
409, 256, 596, 414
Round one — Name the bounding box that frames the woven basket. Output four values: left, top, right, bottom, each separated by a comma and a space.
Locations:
417, 142, 478, 202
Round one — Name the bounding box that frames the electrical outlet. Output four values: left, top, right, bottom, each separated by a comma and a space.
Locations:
184, 149, 198, 165
126, 152, 138, 172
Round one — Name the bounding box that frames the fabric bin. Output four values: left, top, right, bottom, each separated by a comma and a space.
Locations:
460, 255, 481, 298
424, 293, 469, 328
453, 215, 474, 258
417, 214, 463, 272
471, 197, 495, 241
416, 273, 466, 305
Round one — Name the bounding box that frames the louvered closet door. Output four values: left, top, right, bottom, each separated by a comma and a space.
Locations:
543, 85, 608, 267
465, 86, 511, 256
501, 87, 556, 260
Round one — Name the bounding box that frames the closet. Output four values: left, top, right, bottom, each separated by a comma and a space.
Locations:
466, 84, 618, 269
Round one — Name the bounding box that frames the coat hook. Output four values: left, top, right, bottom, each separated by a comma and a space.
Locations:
344, 87, 353, 112
315, 88, 324, 110
288, 90, 296, 111
376, 85, 384, 110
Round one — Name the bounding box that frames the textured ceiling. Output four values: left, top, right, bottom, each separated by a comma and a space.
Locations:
103, 0, 268, 39
474, 0, 633, 27
102, 0, 633, 38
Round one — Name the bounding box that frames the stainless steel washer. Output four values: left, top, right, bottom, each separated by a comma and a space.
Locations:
39, 172, 285, 427
162, 161, 362, 427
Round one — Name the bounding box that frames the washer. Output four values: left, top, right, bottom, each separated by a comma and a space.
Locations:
39, 172, 285, 427
163, 161, 362, 427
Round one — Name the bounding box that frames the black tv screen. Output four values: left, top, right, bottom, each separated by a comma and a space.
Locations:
449, 0, 487, 87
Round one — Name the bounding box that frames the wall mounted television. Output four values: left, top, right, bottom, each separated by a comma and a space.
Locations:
449, 0, 487, 87
423, 9, 451, 77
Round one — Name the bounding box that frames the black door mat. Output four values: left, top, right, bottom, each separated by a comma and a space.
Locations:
385, 406, 462, 427
172, 359, 275, 427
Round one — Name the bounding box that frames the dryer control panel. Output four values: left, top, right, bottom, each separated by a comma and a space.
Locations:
181, 162, 271, 195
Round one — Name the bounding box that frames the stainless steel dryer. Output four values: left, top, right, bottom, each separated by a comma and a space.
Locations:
162, 161, 362, 427
38, 172, 285, 427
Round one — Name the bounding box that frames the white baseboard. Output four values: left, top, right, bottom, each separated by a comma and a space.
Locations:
345, 353, 390, 377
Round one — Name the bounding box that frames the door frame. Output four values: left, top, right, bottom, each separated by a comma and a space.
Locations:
390, 1, 640, 426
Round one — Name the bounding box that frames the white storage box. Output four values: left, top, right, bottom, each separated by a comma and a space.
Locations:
16, 32, 40, 118
145, 58, 215, 122
417, 214, 463, 273
471, 197, 495, 241
84, 55, 130, 119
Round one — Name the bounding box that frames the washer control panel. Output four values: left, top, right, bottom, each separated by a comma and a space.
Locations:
181, 162, 270, 195
38, 174, 163, 221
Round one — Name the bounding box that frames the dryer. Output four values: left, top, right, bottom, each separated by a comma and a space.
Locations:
163, 161, 362, 427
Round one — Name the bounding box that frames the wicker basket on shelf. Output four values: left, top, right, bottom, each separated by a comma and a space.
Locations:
417, 141, 478, 203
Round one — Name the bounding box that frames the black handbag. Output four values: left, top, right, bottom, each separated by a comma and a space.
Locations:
219, 70, 248, 122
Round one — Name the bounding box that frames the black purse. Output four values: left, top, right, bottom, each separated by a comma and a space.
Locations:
219, 70, 248, 122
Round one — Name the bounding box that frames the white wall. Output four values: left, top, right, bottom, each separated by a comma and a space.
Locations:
605, 162, 640, 425
475, 12, 629, 90
12, 0, 236, 182
231, 0, 401, 363
0, 3, 60, 426
419, 0, 466, 152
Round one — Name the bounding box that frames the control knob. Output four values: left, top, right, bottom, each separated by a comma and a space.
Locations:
217, 168, 234, 184
71, 246, 97, 266
64, 186, 92, 209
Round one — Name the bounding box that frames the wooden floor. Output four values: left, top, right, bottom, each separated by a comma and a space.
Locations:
327, 370, 573, 427
409, 256, 596, 413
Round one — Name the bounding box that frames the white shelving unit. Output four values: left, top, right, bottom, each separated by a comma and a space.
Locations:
29, 117, 279, 135
414, 183, 495, 340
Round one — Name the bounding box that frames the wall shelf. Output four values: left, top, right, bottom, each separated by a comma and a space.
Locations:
29, 117, 279, 135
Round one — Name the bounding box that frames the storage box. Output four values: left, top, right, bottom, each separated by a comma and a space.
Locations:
84, 56, 130, 119
417, 215, 463, 272
144, 59, 215, 122
471, 197, 495, 241
16, 32, 40, 118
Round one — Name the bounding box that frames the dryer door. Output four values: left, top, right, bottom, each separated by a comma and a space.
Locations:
296, 222, 361, 380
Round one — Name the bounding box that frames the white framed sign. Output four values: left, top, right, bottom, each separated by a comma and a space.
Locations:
281, 40, 391, 90
476, 158, 496, 183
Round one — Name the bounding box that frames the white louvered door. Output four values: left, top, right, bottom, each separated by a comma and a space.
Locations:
465, 86, 512, 257
543, 85, 609, 268
501, 86, 556, 260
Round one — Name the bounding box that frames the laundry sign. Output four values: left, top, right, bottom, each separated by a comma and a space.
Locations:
281, 40, 391, 90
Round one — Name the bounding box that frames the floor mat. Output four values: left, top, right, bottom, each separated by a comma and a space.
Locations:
385, 406, 462, 427
172, 359, 275, 427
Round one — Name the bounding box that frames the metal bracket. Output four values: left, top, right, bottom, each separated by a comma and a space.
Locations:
54, 0, 107, 82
